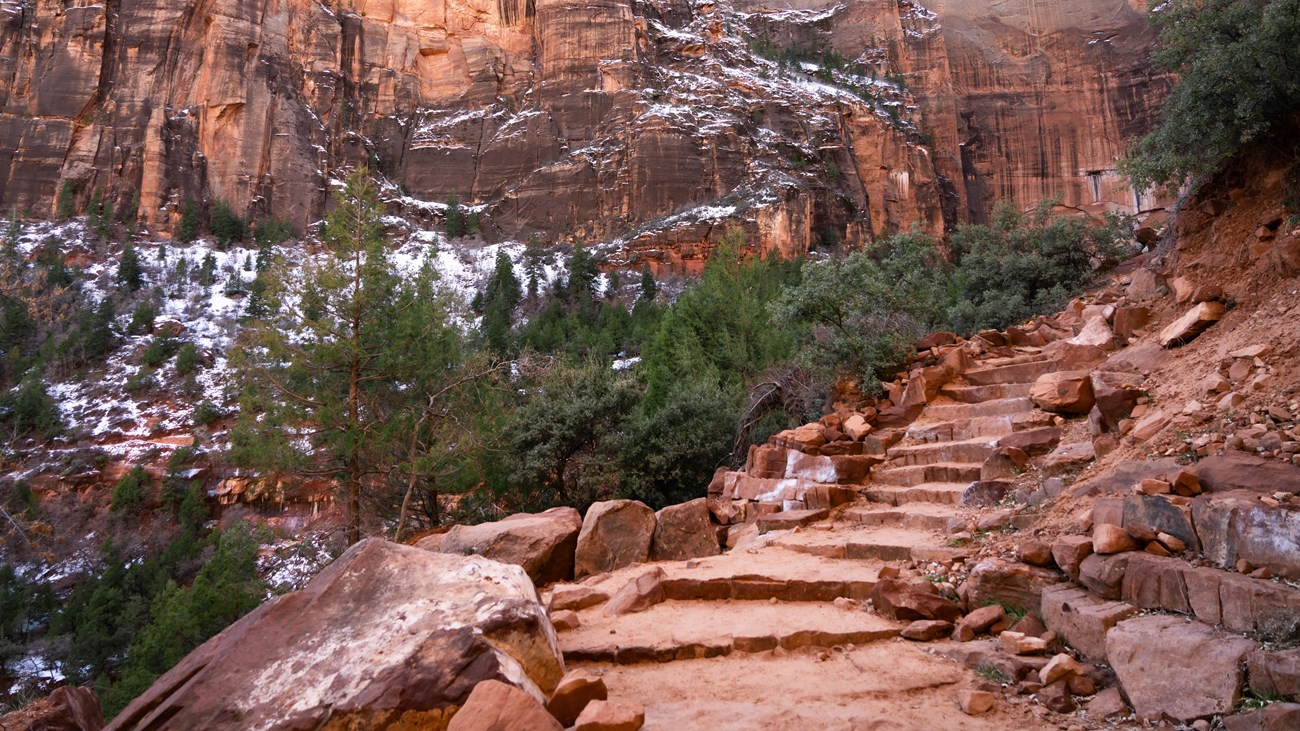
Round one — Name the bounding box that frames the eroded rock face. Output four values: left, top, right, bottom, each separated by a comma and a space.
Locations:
0, 0, 1166, 257
107, 540, 565, 731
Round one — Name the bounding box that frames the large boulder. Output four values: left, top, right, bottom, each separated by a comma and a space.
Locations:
107, 540, 565, 731
650, 498, 721, 561
1107, 614, 1256, 722
0, 686, 103, 731
1192, 491, 1300, 580
574, 500, 656, 578
424, 507, 582, 586
1029, 371, 1094, 415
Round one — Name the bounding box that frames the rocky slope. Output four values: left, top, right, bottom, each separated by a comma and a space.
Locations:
0, 0, 1166, 269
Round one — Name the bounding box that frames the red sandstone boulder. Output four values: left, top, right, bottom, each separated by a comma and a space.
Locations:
1159, 301, 1227, 347
573, 699, 646, 731
423, 506, 582, 585
546, 670, 609, 727
870, 578, 962, 622
603, 567, 667, 615
650, 498, 720, 561
1107, 614, 1256, 722
962, 559, 1064, 616
1029, 371, 1094, 414
448, 680, 563, 731
107, 540, 565, 731
0, 686, 103, 731
574, 500, 656, 578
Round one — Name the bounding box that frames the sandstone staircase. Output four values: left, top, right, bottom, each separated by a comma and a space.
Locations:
545, 347, 1072, 729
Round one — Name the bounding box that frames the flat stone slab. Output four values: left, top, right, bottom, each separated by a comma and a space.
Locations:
755, 508, 829, 534
776, 525, 973, 564
1107, 614, 1256, 722
560, 600, 899, 663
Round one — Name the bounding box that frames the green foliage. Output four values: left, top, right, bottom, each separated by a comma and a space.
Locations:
771, 228, 948, 391
141, 336, 178, 368
110, 466, 149, 514
193, 400, 223, 426
445, 193, 466, 239
234, 168, 482, 543
638, 265, 657, 303
117, 244, 144, 292
523, 236, 546, 299
177, 198, 200, 244
479, 251, 522, 354
56, 182, 76, 220
2, 378, 62, 440
618, 379, 735, 508
118, 192, 140, 226
642, 229, 800, 412
254, 218, 294, 245
175, 342, 201, 376
946, 202, 1132, 332
210, 200, 246, 248
502, 359, 639, 509
127, 301, 157, 336
86, 189, 113, 239
1123, 0, 1300, 191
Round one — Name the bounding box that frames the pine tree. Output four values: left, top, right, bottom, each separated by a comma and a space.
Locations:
233, 168, 492, 544
177, 198, 200, 243
56, 182, 76, 220
444, 193, 465, 239
524, 236, 545, 300
639, 265, 658, 303
117, 244, 144, 292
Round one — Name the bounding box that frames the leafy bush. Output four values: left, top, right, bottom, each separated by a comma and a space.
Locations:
127, 301, 157, 336
770, 228, 948, 391
193, 401, 223, 426
110, 466, 149, 514
1123, 0, 1300, 191
946, 202, 1132, 333
254, 218, 294, 245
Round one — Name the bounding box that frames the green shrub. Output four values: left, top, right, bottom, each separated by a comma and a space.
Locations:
193, 401, 223, 426
141, 337, 178, 368
3, 378, 61, 439
175, 343, 201, 376
56, 182, 76, 220
110, 466, 148, 513
946, 202, 1132, 333
210, 200, 246, 248
177, 198, 200, 243
1123, 0, 1300, 191
254, 218, 294, 245
444, 193, 465, 239
117, 244, 144, 292
127, 301, 157, 336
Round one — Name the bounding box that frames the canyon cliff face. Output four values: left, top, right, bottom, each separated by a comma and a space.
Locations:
0, 0, 1166, 269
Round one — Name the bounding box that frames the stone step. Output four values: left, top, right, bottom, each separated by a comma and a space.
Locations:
782, 526, 973, 564
862, 482, 968, 506
977, 351, 1051, 368
559, 600, 901, 664
921, 397, 1034, 422
873, 462, 982, 487
887, 437, 997, 467
939, 382, 1033, 403
906, 414, 1020, 443
962, 359, 1059, 386
844, 502, 965, 532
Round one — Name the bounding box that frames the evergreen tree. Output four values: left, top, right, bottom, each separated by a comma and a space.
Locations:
565, 243, 599, 306
444, 193, 465, 239
524, 236, 545, 300
57, 182, 76, 220
479, 251, 522, 355
638, 264, 657, 303
177, 198, 200, 243
233, 168, 488, 544
117, 244, 144, 292
210, 200, 246, 249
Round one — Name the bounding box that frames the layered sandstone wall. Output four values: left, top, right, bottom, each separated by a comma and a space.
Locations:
0, 0, 1166, 260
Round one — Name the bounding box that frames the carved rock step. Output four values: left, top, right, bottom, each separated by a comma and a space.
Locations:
559, 600, 900, 664
844, 502, 967, 532
975, 351, 1052, 368
962, 359, 1061, 386
940, 382, 1034, 403
779, 526, 973, 564
922, 396, 1034, 422
863, 482, 969, 506
907, 415, 1022, 443
874, 462, 982, 487
888, 437, 998, 467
